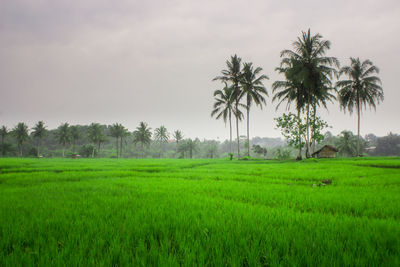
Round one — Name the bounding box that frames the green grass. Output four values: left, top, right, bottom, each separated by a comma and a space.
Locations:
0, 157, 399, 266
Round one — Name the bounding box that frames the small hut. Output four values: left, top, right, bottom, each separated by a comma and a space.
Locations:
312, 145, 338, 158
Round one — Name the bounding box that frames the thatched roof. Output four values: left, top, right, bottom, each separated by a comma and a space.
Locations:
312, 145, 338, 156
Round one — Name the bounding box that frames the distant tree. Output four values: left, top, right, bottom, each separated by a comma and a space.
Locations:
365, 133, 377, 147
56, 123, 71, 157
69, 125, 81, 154
173, 130, 183, 144
205, 140, 219, 158
12, 122, 29, 157
213, 54, 243, 158
240, 62, 269, 156
133, 122, 152, 157
184, 138, 198, 159
32, 121, 47, 157
88, 123, 106, 157
154, 125, 169, 157
109, 123, 123, 158
336, 130, 358, 157
119, 126, 130, 158
337, 57, 384, 156
0, 126, 9, 157
374, 133, 400, 156
252, 144, 267, 158
79, 144, 96, 158
211, 83, 243, 160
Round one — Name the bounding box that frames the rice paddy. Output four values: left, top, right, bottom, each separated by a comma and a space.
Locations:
0, 157, 399, 266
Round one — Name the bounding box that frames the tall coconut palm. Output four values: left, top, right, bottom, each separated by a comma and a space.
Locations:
119, 126, 129, 158
0, 126, 9, 157
32, 121, 47, 157
173, 130, 183, 144
109, 123, 123, 157
70, 125, 81, 154
56, 123, 70, 157
11, 123, 26, 157
154, 125, 169, 158
280, 29, 339, 157
133, 122, 152, 157
240, 62, 269, 156
12, 122, 29, 157
185, 138, 198, 159
337, 58, 383, 156
211, 83, 243, 159
273, 58, 306, 160
88, 123, 106, 157
213, 54, 243, 158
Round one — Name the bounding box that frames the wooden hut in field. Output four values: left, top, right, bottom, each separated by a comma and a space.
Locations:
312, 145, 338, 158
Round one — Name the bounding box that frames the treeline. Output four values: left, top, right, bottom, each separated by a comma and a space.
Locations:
0, 121, 285, 158
0, 121, 398, 158
212, 29, 384, 159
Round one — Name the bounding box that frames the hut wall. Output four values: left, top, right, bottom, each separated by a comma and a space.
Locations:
316, 148, 336, 158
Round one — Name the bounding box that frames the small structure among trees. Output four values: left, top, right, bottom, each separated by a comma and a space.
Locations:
312, 145, 338, 158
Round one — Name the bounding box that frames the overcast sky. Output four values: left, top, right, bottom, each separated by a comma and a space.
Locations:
1, 0, 399, 140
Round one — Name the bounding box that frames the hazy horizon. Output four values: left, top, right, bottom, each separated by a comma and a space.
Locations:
1, 0, 399, 140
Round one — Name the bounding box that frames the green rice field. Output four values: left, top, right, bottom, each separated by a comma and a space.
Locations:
0, 157, 399, 266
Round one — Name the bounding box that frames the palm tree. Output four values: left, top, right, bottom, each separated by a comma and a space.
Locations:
133, 122, 152, 157
109, 123, 123, 157
240, 62, 269, 156
12, 122, 29, 157
336, 130, 358, 157
185, 138, 198, 159
119, 126, 129, 158
173, 130, 183, 144
337, 58, 383, 156
32, 121, 47, 157
280, 29, 339, 157
273, 58, 306, 160
211, 83, 243, 159
154, 126, 169, 158
213, 54, 243, 158
70, 125, 81, 154
56, 123, 70, 157
0, 126, 9, 157
88, 123, 106, 157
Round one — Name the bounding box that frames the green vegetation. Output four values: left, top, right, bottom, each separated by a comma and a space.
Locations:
1, 157, 399, 266
337, 58, 384, 156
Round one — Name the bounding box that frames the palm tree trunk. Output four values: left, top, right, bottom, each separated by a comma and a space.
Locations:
19, 143, 22, 157
119, 137, 123, 158
357, 95, 360, 157
62, 146, 65, 157
305, 102, 310, 158
235, 82, 240, 159
246, 106, 250, 157
37, 139, 40, 157
97, 142, 101, 157
1, 137, 4, 157
312, 105, 316, 154
229, 111, 233, 160
72, 140, 76, 154
115, 137, 119, 158
297, 107, 302, 160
